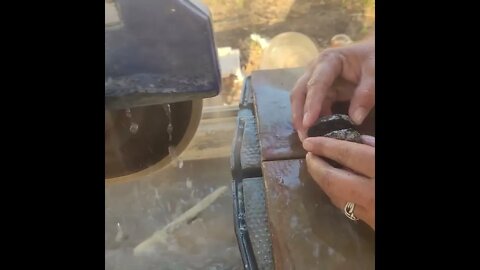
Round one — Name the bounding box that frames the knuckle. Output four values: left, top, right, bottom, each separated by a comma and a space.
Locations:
318, 48, 339, 61
358, 85, 375, 97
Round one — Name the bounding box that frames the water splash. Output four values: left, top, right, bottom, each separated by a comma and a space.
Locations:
115, 222, 125, 242
125, 108, 139, 134
168, 145, 184, 168
154, 188, 161, 201
186, 177, 193, 189
164, 103, 183, 169
164, 105, 173, 141
167, 123, 173, 141
129, 123, 139, 134
162, 104, 173, 140
125, 108, 132, 118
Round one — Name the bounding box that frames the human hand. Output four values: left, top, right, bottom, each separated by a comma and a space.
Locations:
303, 135, 375, 230
290, 39, 375, 141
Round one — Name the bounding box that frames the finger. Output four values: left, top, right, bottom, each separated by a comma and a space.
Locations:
330, 197, 368, 221
304, 137, 375, 177
303, 51, 343, 128
291, 71, 311, 139
330, 197, 374, 229
305, 152, 373, 208
319, 96, 334, 116
331, 78, 357, 101
297, 130, 307, 142
349, 66, 375, 125
360, 135, 375, 147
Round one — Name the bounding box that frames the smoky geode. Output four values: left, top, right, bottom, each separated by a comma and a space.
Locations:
306, 114, 362, 168
307, 114, 362, 143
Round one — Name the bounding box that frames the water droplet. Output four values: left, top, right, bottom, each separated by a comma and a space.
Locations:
313, 243, 320, 257
115, 222, 124, 242
186, 178, 193, 189
167, 123, 173, 141
125, 108, 132, 118
154, 188, 160, 200
129, 122, 139, 134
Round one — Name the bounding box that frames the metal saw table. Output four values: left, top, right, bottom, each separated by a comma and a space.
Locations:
231, 68, 375, 270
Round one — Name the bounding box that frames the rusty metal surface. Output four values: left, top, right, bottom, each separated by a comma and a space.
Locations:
245, 68, 375, 269
252, 68, 307, 161
262, 159, 374, 270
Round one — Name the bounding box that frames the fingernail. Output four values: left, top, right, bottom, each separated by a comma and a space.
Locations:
352, 107, 367, 125
361, 135, 375, 147
298, 130, 307, 142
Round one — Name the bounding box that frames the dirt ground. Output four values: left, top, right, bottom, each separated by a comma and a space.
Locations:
202, 0, 374, 106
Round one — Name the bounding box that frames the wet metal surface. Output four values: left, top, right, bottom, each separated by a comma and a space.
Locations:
250, 68, 375, 269
252, 68, 306, 161
262, 159, 375, 270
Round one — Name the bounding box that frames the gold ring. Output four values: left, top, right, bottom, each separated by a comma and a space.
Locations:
344, 202, 359, 221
